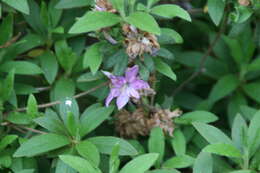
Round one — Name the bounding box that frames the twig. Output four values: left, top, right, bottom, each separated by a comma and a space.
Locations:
103, 31, 118, 45
36, 86, 51, 92
187, 8, 204, 14
15, 82, 109, 112
172, 12, 228, 97
9, 125, 27, 133
4, 123, 47, 134
19, 125, 47, 134
0, 32, 21, 49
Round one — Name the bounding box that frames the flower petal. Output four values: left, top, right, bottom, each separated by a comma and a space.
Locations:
102, 71, 113, 78
125, 65, 139, 82
103, 71, 126, 88
110, 76, 126, 88
116, 93, 130, 110
127, 87, 140, 99
130, 79, 150, 90
105, 88, 120, 107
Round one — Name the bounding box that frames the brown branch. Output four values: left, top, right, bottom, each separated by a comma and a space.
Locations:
36, 86, 51, 92
2, 123, 47, 134
15, 82, 109, 112
172, 13, 228, 97
9, 124, 27, 133
18, 125, 47, 134
103, 31, 118, 45
0, 32, 21, 49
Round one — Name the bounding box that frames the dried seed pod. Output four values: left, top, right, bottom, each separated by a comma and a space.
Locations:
94, 0, 117, 12
115, 108, 152, 138
238, 0, 250, 6
115, 107, 182, 138
122, 24, 160, 60
152, 109, 182, 136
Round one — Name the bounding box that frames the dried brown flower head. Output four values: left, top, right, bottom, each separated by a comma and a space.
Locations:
94, 0, 117, 13
115, 108, 182, 138
122, 24, 160, 60
238, 0, 250, 6
152, 109, 182, 136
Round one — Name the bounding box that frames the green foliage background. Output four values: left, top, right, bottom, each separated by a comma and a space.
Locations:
0, 0, 260, 173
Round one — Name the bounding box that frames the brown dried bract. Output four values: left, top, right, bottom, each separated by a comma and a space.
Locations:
238, 0, 250, 6
153, 109, 182, 136
94, 0, 117, 13
115, 108, 182, 138
122, 24, 160, 60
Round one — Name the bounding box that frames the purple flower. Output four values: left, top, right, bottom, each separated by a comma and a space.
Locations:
103, 65, 150, 109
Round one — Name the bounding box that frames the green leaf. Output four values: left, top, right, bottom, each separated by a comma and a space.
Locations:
240, 105, 257, 121
55, 159, 76, 173
16, 169, 35, 173
59, 155, 101, 173
150, 5, 191, 22
248, 110, 260, 156
148, 127, 165, 167
55, 0, 92, 9
0, 4, 2, 19
229, 171, 252, 173
26, 94, 38, 118
0, 13, 13, 45
207, 0, 225, 25
39, 51, 58, 84
208, 74, 239, 104
109, 144, 120, 173
154, 58, 176, 81
14, 134, 70, 157
48, 0, 63, 28
119, 153, 159, 173
77, 71, 103, 83
51, 78, 75, 101
40, 1, 49, 27
0, 135, 18, 151
34, 109, 67, 135
55, 40, 77, 74
193, 152, 213, 173
192, 122, 233, 145
147, 0, 160, 8
163, 155, 194, 169
1, 69, 15, 102
125, 12, 160, 35
69, 11, 121, 34
88, 136, 138, 156
7, 112, 32, 125
231, 114, 247, 151
0, 154, 12, 168
80, 106, 114, 136
83, 42, 103, 74
59, 98, 79, 124
0, 61, 42, 75
203, 143, 242, 158
243, 82, 260, 103
222, 36, 244, 64
157, 48, 174, 60
2, 0, 29, 14
175, 111, 218, 124
65, 112, 79, 137
23, 0, 46, 35
147, 169, 180, 173
171, 129, 186, 156
158, 28, 183, 44
109, 0, 125, 16
76, 140, 100, 167
248, 58, 260, 72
